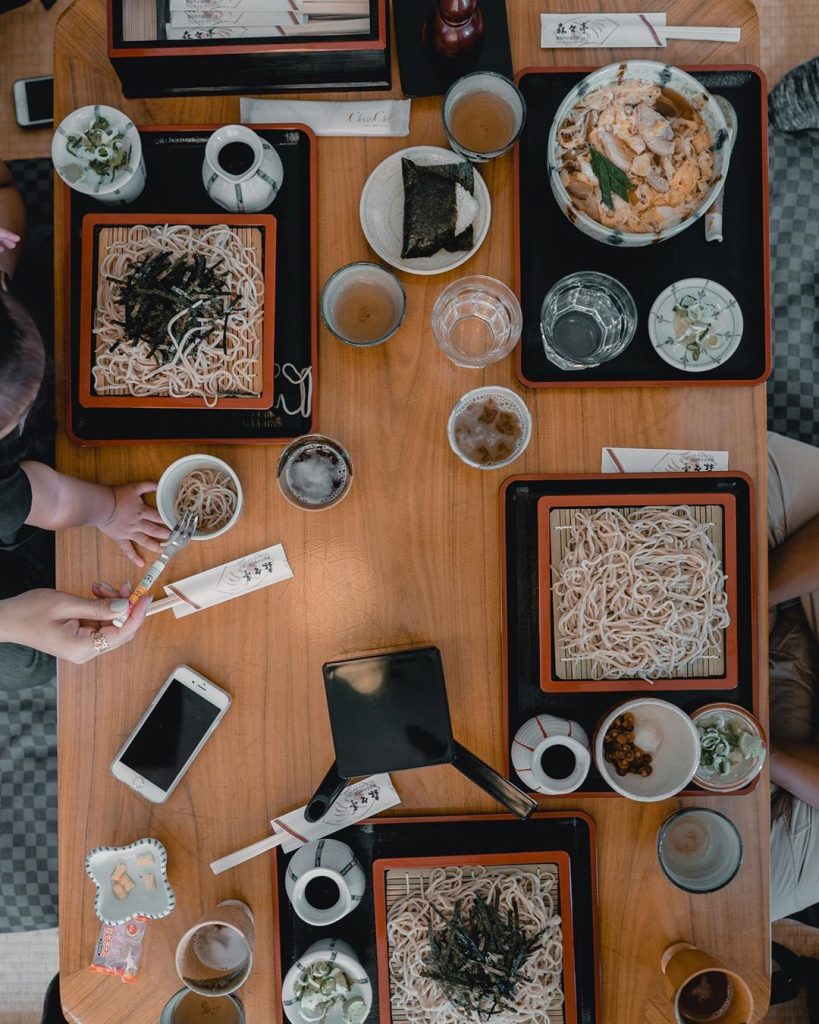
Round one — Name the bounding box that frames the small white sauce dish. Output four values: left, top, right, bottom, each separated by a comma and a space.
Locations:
285, 838, 366, 927
156, 454, 243, 541
85, 837, 175, 926
648, 278, 743, 372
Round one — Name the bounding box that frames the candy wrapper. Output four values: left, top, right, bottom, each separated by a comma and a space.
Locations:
90, 919, 147, 982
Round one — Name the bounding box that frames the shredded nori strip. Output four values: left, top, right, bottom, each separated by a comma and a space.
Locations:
401, 158, 476, 258
108, 249, 242, 365
421, 893, 544, 1021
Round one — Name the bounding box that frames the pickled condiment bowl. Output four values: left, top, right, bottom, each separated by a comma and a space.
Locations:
282, 939, 372, 1024
691, 702, 767, 793
594, 697, 700, 801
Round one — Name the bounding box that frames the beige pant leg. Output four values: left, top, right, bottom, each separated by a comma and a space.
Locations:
768, 432, 819, 918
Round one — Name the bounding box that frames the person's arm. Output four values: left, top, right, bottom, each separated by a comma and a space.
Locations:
770, 741, 819, 811
21, 462, 170, 566
0, 583, 151, 665
769, 513, 819, 608
0, 158, 26, 281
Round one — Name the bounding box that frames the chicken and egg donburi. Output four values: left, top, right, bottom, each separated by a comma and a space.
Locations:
556, 79, 717, 234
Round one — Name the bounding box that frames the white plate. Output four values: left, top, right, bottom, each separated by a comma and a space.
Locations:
85, 837, 175, 926
648, 278, 743, 373
359, 146, 491, 276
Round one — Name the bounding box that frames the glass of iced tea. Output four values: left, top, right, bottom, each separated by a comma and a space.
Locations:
447, 386, 532, 470
321, 262, 406, 347
442, 71, 526, 162
277, 434, 353, 511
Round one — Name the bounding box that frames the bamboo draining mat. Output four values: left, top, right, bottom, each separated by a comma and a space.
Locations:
123, 0, 159, 41
383, 863, 564, 1024
92, 224, 265, 400
549, 504, 727, 681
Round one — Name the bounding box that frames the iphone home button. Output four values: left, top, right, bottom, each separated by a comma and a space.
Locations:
132, 776, 144, 790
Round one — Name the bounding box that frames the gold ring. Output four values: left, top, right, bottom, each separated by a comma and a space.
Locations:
92, 631, 110, 654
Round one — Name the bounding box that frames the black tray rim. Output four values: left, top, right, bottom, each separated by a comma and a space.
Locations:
62, 121, 318, 447
499, 471, 760, 799
512, 63, 771, 389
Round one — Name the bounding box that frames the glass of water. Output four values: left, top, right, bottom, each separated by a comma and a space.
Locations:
432, 276, 522, 368
540, 271, 637, 371
277, 434, 353, 511
657, 808, 743, 894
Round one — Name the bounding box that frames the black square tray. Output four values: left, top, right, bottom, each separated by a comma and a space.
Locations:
64, 125, 317, 445
272, 813, 601, 1024
393, 0, 513, 98
501, 473, 759, 797
514, 66, 770, 388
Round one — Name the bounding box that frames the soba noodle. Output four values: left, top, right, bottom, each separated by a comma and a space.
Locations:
173, 468, 237, 533
552, 505, 730, 681
92, 224, 264, 408
387, 867, 563, 1024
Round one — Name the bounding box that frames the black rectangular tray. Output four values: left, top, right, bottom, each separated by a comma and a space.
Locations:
272, 813, 601, 1024
514, 66, 770, 388
64, 125, 317, 445
501, 474, 759, 797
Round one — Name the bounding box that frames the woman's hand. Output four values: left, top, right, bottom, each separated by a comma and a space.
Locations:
99, 481, 171, 567
0, 583, 151, 664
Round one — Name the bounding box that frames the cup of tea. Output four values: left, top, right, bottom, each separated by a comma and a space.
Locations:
276, 434, 353, 511
175, 900, 254, 997
160, 989, 245, 1024
658, 808, 743, 894
284, 838, 366, 927
321, 262, 406, 347
442, 71, 526, 162
447, 386, 532, 470
661, 942, 754, 1024
540, 271, 638, 371
511, 714, 591, 795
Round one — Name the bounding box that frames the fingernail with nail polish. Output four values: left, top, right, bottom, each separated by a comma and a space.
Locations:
110, 600, 129, 613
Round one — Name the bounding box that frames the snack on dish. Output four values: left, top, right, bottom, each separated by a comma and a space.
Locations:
173, 468, 238, 534
552, 505, 730, 681
401, 158, 478, 259
555, 77, 715, 234
92, 223, 264, 407
387, 866, 563, 1023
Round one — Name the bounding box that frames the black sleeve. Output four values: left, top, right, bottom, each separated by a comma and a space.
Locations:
0, 461, 33, 548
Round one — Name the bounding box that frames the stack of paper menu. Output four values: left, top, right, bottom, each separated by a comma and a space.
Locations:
164, 0, 371, 40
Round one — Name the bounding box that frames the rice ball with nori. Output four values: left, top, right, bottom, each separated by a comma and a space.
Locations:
401, 158, 478, 259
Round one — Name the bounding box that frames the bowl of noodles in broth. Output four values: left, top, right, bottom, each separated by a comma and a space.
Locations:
548, 61, 732, 247
156, 454, 243, 541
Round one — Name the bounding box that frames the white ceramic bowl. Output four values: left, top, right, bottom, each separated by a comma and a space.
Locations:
594, 698, 700, 801
85, 837, 175, 926
359, 145, 491, 276
284, 838, 366, 927
156, 454, 243, 541
511, 714, 591, 795
547, 61, 731, 247
52, 104, 146, 204
282, 938, 372, 1024
447, 386, 532, 470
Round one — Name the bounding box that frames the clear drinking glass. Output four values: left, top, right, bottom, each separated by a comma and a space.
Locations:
442, 71, 526, 162
432, 275, 522, 368
321, 262, 406, 347
276, 434, 353, 511
540, 271, 638, 371
657, 808, 743, 894
447, 386, 532, 470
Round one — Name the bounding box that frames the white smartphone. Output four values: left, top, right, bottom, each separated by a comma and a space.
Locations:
12, 76, 54, 129
111, 665, 231, 804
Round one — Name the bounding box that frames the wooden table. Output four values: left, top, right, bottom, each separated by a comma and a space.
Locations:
54, 1, 770, 1021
